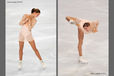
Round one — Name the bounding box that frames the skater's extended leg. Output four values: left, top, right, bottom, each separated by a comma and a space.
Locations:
66, 16, 77, 21
66, 16, 80, 26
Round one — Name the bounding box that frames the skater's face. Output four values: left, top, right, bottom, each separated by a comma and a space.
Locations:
83, 22, 90, 32
35, 13, 40, 17
83, 26, 90, 32
33, 12, 40, 17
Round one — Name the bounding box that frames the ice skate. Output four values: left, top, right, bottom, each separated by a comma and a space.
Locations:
69, 19, 75, 24
18, 60, 22, 70
79, 56, 88, 64
40, 60, 46, 69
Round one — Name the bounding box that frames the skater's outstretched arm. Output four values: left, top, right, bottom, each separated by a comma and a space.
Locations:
66, 16, 81, 26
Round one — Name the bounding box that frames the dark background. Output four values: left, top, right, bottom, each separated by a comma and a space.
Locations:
0, 0, 5, 76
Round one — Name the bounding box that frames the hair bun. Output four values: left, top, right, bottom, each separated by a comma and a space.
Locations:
32, 8, 35, 10
31, 8, 40, 13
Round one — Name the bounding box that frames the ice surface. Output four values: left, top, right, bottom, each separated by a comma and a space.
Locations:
58, 0, 108, 76
6, 0, 56, 76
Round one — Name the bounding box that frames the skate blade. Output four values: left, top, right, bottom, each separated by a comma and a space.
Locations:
79, 60, 88, 64
18, 65, 22, 71
42, 64, 46, 70
18, 68, 22, 71
69, 22, 75, 24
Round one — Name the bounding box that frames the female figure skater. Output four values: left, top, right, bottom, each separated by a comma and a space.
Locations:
18, 8, 45, 70
66, 16, 99, 64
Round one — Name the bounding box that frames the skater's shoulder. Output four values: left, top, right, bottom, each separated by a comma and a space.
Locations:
23, 14, 30, 17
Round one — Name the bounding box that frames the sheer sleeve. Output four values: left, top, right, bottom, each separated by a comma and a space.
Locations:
19, 14, 29, 26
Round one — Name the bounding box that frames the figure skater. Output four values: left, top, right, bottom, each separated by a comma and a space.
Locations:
66, 16, 99, 64
18, 8, 45, 70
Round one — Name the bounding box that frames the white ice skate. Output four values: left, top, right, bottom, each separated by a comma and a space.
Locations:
18, 60, 22, 70
79, 56, 88, 64
40, 60, 46, 69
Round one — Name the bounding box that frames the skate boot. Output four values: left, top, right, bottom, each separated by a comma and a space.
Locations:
79, 56, 88, 64
40, 60, 46, 69
69, 19, 75, 24
18, 60, 22, 70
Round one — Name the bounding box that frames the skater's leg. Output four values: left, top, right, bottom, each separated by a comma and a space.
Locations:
66, 16, 80, 26
18, 41, 24, 70
78, 28, 84, 56
28, 40, 46, 68
66, 16, 77, 21
28, 40, 42, 60
19, 41, 24, 60
78, 28, 88, 63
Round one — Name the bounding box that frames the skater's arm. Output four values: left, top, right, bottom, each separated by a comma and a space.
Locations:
66, 16, 81, 26
27, 20, 37, 31
27, 17, 37, 31
19, 14, 29, 26
92, 20, 99, 33
31, 19, 37, 27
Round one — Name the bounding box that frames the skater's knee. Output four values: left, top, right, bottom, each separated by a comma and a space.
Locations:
78, 46, 81, 49
78, 41, 83, 46
78, 44, 82, 48
19, 48, 23, 51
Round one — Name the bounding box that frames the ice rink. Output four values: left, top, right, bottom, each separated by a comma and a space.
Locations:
6, 0, 56, 76
58, 0, 108, 76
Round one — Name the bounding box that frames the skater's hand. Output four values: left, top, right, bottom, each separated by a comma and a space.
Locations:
93, 28, 98, 33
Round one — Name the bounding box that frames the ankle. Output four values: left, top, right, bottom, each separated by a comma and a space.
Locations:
79, 56, 83, 58
40, 60, 44, 63
19, 60, 22, 63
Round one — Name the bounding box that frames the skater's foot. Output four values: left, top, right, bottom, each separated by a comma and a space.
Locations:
18, 60, 22, 70
79, 56, 88, 64
40, 60, 46, 69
